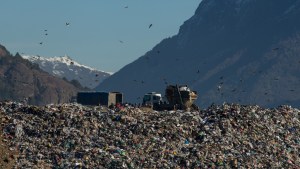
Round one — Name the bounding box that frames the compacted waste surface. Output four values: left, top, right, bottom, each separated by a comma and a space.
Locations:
1, 101, 299, 168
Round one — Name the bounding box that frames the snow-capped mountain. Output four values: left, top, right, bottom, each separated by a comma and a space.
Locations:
0, 45, 81, 105
96, 0, 300, 108
22, 55, 112, 88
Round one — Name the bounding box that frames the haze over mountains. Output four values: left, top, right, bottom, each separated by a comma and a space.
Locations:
22, 55, 111, 89
96, 0, 300, 108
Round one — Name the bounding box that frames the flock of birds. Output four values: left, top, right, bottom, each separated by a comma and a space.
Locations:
35, 5, 155, 88
38, 5, 153, 46
39, 22, 71, 46
131, 44, 299, 105
25, 5, 298, 106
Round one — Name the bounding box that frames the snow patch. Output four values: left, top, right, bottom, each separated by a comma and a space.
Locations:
52, 70, 64, 76
21, 54, 112, 88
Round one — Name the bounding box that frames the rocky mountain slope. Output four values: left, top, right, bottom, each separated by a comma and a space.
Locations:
0, 44, 83, 105
22, 55, 111, 89
96, 0, 300, 108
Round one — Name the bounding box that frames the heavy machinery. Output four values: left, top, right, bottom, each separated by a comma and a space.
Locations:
142, 84, 198, 111
142, 92, 162, 106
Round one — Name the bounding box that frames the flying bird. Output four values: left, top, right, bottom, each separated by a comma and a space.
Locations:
39, 42, 43, 45
119, 40, 124, 43
66, 22, 70, 26
124, 6, 128, 8
45, 33, 48, 36
148, 24, 153, 29
217, 85, 222, 92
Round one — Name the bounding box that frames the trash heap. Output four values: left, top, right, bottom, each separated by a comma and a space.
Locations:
1, 101, 300, 168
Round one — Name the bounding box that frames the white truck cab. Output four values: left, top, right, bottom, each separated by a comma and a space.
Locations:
142, 92, 162, 106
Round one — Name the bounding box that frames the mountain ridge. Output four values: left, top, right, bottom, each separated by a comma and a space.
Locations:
22, 55, 112, 89
96, 0, 300, 108
0, 44, 82, 105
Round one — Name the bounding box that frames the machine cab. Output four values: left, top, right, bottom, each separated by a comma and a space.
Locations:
142, 92, 162, 106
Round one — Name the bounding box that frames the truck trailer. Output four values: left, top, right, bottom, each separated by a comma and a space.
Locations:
77, 91, 123, 106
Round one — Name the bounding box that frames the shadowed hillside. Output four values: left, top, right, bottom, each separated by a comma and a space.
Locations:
96, 0, 300, 108
0, 44, 83, 105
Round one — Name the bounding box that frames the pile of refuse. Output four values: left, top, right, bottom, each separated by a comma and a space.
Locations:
1, 101, 300, 168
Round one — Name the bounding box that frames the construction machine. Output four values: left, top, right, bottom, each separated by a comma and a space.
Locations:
142, 92, 162, 106
142, 84, 198, 111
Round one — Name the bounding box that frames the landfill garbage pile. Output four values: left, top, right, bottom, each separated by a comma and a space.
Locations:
0, 123, 18, 169
1, 101, 300, 168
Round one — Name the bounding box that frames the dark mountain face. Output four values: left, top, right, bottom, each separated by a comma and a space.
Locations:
96, 0, 300, 108
0, 45, 81, 105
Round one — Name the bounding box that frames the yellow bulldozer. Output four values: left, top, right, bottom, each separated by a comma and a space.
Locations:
142, 84, 198, 111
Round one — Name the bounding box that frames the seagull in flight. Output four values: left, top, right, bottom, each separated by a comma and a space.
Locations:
66, 22, 70, 26
217, 85, 222, 92
149, 24, 153, 29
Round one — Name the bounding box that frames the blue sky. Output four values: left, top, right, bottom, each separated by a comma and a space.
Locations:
1, 0, 201, 72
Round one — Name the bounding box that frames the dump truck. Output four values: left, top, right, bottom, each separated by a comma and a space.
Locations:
142, 84, 198, 111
